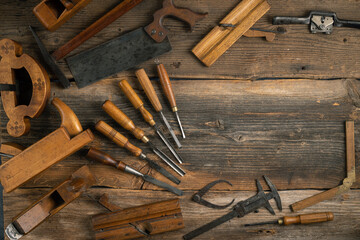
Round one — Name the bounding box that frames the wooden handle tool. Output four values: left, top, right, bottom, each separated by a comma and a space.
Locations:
136, 69, 182, 148
157, 63, 185, 138
86, 147, 126, 171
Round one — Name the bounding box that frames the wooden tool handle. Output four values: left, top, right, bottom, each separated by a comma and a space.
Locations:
157, 64, 177, 111
95, 120, 142, 157
52, 97, 83, 137
283, 212, 334, 225
144, 0, 207, 43
86, 147, 126, 171
136, 69, 162, 112
102, 100, 146, 141
60, 0, 75, 10
346, 121, 355, 173
118, 80, 155, 126
52, 0, 143, 60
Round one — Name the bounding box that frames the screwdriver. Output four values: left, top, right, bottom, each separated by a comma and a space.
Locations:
156, 63, 185, 139
86, 147, 183, 196
136, 69, 182, 149
244, 212, 334, 227
102, 100, 185, 176
95, 120, 180, 185
118, 79, 184, 164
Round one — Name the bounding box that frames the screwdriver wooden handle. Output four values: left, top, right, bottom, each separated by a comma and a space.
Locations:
118, 80, 155, 126
86, 147, 126, 171
95, 120, 142, 157
157, 64, 177, 111
282, 212, 334, 225
102, 100, 147, 142
136, 69, 163, 112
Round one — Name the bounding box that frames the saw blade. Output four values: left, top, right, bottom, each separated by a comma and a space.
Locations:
143, 175, 183, 196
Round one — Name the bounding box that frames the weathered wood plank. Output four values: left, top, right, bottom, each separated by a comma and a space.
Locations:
3, 188, 360, 239
0, 0, 359, 80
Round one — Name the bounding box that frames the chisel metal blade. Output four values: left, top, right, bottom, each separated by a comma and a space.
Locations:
159, 111, 182, 149
143, 174, 183, 196
155, 126, 184, 164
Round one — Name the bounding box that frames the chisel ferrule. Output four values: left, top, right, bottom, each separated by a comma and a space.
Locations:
124, 166, 144, 177
172, 106, 178, 112
141, 136, 149, 143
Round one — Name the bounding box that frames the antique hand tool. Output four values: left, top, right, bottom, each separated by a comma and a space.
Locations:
291, 121, 356, 212
192, 0, 270, 67
244, 212, 334, 227
95, 120, 180, 185
29, 26, 70, 88
5, 165, 96, 240
136, 68, 182, 148
183, 176, 282, 240
192, 180, 235, 209
157, 63, 186, 139
33, 0, 92, 31
0, 98, 94, 193
102, 100, 185, 176
86, 147, 183, 196
0, 38, 51, 137
52, 0, 144, 60
92, 199, 184, 240
66, 0, 207, 88
273, 12, 360, 34
118, 79, 184, 164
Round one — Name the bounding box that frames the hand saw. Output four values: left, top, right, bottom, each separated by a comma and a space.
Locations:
66, 0, 207, 88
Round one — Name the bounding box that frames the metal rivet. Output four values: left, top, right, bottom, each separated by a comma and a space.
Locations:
158, 31, 164, 36
151, 29, 156, 35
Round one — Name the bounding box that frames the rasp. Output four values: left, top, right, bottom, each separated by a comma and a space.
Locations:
86, 147, 183, 196
66, 0, 207, 88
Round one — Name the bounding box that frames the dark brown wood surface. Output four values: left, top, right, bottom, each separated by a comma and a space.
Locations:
1, 0, 360, 239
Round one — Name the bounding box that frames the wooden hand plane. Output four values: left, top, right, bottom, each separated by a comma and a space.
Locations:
0, 97, 94, 193
5, 165, 96, 240
33, 0, 92, 31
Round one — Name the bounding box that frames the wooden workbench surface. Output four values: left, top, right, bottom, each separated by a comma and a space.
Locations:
1, 0, 360, 239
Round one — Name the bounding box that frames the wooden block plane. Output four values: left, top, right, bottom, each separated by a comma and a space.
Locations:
33, 0, 92, 31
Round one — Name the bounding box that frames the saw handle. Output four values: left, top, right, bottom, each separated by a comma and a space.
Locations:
282, 212, 334, 225
144, 0, 207, 43
102, 100, 147, 142
157, 64, 177, 111
86, 147, 126, 171
95, 120, 142, 157
136, 69, 162, 112
118, 80, 155, 127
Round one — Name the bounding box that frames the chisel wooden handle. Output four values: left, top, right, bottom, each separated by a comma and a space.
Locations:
95, 120, 142, 157
86, 147, 126, 171
102, 100, 147, 142
136, 69, 163, 112
157, 64, 177, 111
282, 212, 334, 225
118, 80, 155, 126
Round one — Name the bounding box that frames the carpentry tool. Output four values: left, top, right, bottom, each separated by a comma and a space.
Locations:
52, 0, 144, 60
66, 0, 207, 88
0, 38, 51, 137
291, 121, 356, 212
244, 212, 334, 227
29, 26, 70, 88
95, 120, 180, 185
273, 12, 360, 34
118, 79, 184, 164
192, 180, 235, 209
136, 68, 182, 148
5, 165, 96, 240
102, 100, 185, 176
157, 63, 186, 139
86, 147, 183, 196
33, 0, 92, 31
0, 98, 94, 193
92, 198, 184, 240
192, 0, 270, 67
183, 176, 282, 240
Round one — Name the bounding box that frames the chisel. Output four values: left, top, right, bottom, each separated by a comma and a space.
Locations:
86, 147, 183, 196
244, 212, 334, 227
118, 79, 184, 164
156, 62, 185, 139
136, 69, 182, 149
95, 120, 180, 185
102, 100, 185, 176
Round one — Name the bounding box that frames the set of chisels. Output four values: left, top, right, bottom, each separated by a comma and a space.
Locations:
0, 0, 359, 239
